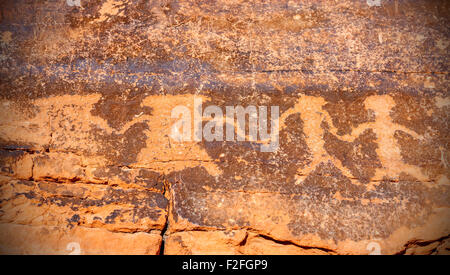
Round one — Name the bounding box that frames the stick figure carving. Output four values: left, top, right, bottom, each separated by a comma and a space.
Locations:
280, 94, 428, 183
326, 95, 428, 182
280, 95, 355, 181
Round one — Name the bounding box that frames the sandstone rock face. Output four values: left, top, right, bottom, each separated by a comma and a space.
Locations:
0, 0, 449, 255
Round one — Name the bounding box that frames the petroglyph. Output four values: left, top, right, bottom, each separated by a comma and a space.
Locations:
0, 92, 443, 185
326, 95, 430, 182
280, 95, 359, 182
279, 94, 434, 184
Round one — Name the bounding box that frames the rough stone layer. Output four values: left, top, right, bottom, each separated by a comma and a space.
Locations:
0, 0, 449, 254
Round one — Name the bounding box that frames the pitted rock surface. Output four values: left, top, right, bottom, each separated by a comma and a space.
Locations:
0, 0, 449, 254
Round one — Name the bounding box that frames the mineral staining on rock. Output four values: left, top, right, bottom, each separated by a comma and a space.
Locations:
0, 0, 449, 254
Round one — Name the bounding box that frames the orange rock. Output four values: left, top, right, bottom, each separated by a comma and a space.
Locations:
0, 0, 449, 255
0, 223, 162, 255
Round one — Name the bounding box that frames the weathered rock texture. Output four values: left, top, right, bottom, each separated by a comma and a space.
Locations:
0, 0, 449, 254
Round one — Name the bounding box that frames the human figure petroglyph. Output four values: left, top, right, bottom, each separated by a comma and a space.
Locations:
280, 94, 429, 183
279, 95, 356, 181
326, 95, 429, 182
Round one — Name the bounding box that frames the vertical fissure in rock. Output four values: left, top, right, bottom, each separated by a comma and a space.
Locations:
159, 175, 171, 255
159, 219, 169, 255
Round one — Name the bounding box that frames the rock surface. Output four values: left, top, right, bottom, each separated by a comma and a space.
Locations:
0, 0, 449, 254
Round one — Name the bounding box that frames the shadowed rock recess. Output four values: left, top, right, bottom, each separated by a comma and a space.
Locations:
0, 0, 449, 255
